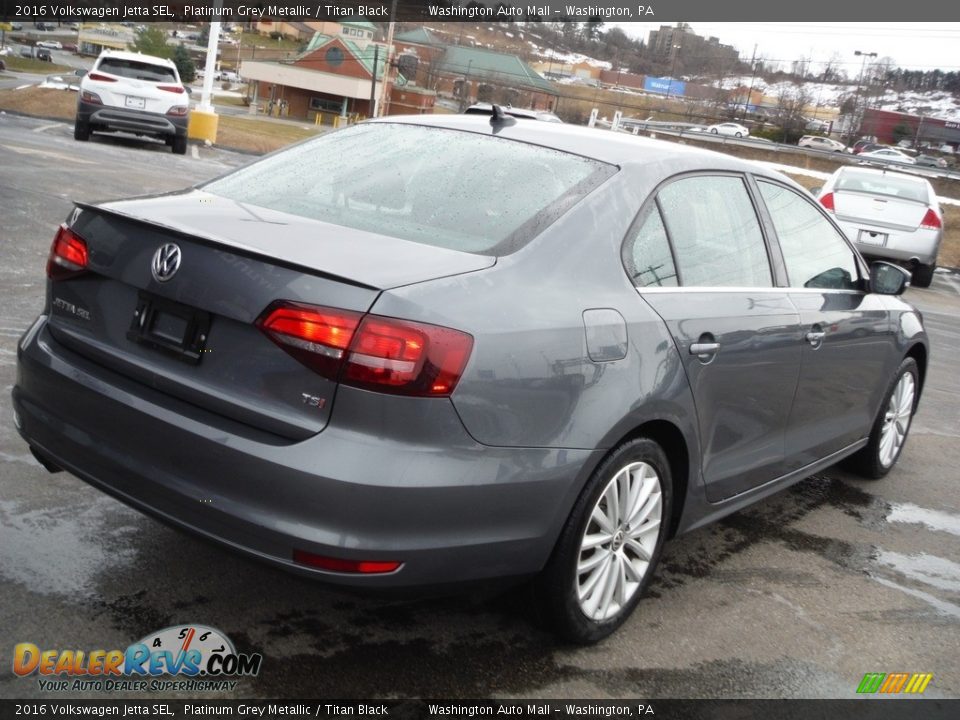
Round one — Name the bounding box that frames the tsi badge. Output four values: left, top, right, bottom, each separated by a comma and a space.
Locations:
13, 624, 262, 692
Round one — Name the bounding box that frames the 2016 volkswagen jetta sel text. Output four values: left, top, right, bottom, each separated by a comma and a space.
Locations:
13, 113, 927, 643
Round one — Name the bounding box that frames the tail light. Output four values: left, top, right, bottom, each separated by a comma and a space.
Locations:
80, 90, 102, 104
87, 72, 117, 82
166, 106, 189, 117
256, 301, 473, 397
818, 192, 835, 212
292, 549, 401, 574
920, 208, 942, 230
158, 85, 185, 94
46, 225, 89, 281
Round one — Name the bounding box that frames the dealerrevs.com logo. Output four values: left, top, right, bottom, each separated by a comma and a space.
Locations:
13, 625, 262, 692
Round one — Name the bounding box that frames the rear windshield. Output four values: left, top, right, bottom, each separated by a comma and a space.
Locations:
98, 57, 177, 82
203, 123, 615, 255
835, 171, 929, 203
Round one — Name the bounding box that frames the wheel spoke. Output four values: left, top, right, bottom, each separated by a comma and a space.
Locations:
591, 505, 615, 535
597, 553, 620, 619
628, 488, 661, 529
578, 549, 609, 575
579, 554, 611, 608
628, 518, 661, 539
624, 537, 652, 562
581, 531, 613, 550
604, 477, 621, 527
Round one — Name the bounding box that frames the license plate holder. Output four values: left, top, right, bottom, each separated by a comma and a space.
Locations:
127, 293, 211, 364
857, 229, 887, 246
125, 96, 146, 110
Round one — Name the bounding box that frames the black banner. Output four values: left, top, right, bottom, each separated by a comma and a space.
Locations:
1, 0, 960, 23
2, 700, 960, 720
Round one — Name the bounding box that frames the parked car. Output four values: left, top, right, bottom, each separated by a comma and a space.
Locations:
36, 40, 63, 50
858, 148, 917, 165
465, 102, 562, 123
706, 122, 750, 137
816, 166, 942, 287
14, 113, 928, 644
36, 49, 52, 62
937, 144, 955, 154
0, 45, 12, 57
74, 50, 189, 154
852, 140, 883, 154
915, 154, 948, 169
798, 135, 847, 153
62, 43, 78, 52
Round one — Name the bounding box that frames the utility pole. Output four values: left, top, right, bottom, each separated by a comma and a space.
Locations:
369, 44, 379, 119
849, 49, 877, 143
377, 0, 398, 117
742, 44, 757, 121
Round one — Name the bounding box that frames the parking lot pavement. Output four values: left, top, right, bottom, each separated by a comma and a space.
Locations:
1, 114, 958, 700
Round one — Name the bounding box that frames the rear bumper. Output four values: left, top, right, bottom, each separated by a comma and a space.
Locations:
77, 99, 188, 138
837, 219, 941, 267
13, 317, 596, 588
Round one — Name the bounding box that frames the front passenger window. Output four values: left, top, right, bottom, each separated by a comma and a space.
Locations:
758, 181, 860, 290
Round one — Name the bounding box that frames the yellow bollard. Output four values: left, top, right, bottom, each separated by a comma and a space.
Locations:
188, 109, 219, 144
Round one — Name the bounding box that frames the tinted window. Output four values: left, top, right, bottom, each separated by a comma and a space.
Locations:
758, 181, 860, 290
623, 205, 678, 287
657, 176, 771, 287
98, 57, 177, 82
835, 170, 929, 203
205, 124, 614, 255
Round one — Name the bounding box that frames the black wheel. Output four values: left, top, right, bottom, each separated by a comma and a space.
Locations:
735, 132, 743, 137
74, 118, 90, 141
172, 135, 187, 155
843, 357, 919, 479
710, 128, 718, 134
535, 437, 672, 644
911, 264, 935, 288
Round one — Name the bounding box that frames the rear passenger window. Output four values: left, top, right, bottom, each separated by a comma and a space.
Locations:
757, 181, 860, 290
657, 176, 772, 287
623, 205, 678, 287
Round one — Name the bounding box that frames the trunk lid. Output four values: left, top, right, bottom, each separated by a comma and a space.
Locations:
46, 194, 494, 440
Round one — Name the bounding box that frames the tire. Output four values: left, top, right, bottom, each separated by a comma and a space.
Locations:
710, 128, 718, 134
172, 135, 187, 155
535, 438, 672, 644
843, 357, 919, 479
911, 264, 935, 288
735, 132, 743, 138
74, 118, 90, 141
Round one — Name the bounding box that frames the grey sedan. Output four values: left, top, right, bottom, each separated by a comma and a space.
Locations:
13, 112, 927, 644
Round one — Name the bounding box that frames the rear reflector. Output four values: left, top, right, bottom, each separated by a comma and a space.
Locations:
87, 72, 117, 82
920, 208, 942, 230
46, 225, 89, 281
256, 302, 473, 397
292, 550, 401, 574
818, 192, 835, 212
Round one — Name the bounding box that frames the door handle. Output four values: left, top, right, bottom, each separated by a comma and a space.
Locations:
805, 331, 826, 347
690, 342, 720, 359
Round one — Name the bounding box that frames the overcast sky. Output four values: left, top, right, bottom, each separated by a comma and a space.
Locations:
615, 23, 960, 73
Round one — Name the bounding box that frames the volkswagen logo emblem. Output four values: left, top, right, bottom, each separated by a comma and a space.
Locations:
151, 243, 182, 283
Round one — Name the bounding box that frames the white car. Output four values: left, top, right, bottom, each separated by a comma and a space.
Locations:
36, 40, 63, 50
858, 148, 916, 166
798, 135, 847, 153
706, 122, 750, 138
75, 50, 189, 154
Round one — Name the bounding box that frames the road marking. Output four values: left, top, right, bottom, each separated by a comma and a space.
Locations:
191, 144, 199, 160
0, 143, 96, 165
31, 123, 64, 134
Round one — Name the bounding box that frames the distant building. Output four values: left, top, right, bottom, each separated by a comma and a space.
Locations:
77, 23, 135, 56
859, 108, 960, 148
646, 23, 739, 72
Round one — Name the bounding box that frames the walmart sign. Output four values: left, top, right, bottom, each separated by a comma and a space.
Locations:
644, 77, 686, 97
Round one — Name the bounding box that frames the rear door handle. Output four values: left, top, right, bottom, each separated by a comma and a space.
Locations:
690, 342, 720, 359
805, 331, 826, 347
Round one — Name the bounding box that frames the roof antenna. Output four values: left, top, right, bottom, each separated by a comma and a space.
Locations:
490, 104, 516, 127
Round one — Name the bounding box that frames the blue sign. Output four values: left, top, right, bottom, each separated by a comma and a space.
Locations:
644, 76, 686, 97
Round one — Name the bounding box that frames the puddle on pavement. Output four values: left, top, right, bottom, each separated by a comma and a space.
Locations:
887, 502, 960, 537
875, 550, 960, 594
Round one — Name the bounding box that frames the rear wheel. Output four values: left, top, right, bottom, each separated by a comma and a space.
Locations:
535, 438, 671, 644
74, 118, 90, 141
911, 264, 935, 288
172, 135, 187, 155
844, 357, 919, 479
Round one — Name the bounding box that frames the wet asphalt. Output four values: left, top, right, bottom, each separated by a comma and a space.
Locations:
1, 113, 958, 701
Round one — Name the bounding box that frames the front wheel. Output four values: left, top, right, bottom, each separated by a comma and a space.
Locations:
735, 132, 743, 137
535, 438, 672, 644
843, 357, 919, 479
710, 128, 718, 134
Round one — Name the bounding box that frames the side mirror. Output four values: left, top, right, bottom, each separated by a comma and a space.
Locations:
870, 261, 911, 296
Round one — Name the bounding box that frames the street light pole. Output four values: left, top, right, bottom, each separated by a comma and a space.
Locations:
849, 49, 877, 142
666, 43, 681, 99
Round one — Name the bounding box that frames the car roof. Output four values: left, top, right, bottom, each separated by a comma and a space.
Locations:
369, 114, 774, 177
97, 49, 177, 68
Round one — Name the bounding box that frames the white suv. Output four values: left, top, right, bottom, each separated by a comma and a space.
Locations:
75, 50, 189, 154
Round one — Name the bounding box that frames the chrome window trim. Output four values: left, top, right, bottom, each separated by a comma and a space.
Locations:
635, 286, 866, 295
